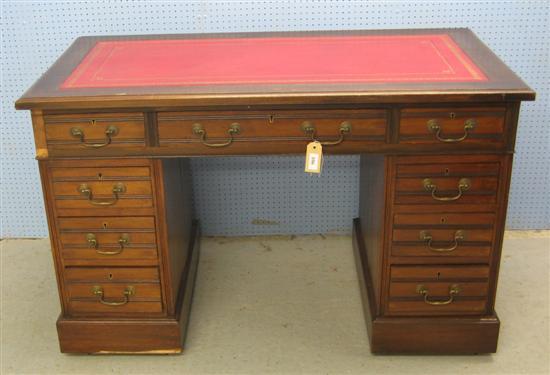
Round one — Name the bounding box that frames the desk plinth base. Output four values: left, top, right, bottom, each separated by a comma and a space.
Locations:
56, 222, 200, 354
352, 218, 500, 354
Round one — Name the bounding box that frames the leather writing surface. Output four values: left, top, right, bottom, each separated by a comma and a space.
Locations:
61, 34, 487, 89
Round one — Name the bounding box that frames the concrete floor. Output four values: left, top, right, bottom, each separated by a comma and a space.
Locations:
1, 233, 549, 375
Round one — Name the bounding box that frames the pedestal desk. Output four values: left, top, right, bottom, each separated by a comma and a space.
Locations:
16, 29, 535, 354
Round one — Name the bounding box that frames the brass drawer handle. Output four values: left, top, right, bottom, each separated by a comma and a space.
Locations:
192, 122, 240, 147
86, 233, 129, 255
416, 284, 460, 305
427, 118, 476, 143
77, 182, 126, 206
422, 178, 471, 201
70, 125, 119, 148
419, 230, 465, 252
92, 285, 135, 306
301, 121, 352, 146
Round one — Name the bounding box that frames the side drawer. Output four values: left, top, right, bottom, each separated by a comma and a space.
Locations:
393, 155, 502, 206
388, 265, 489, 316
391, 213, 496, 258
63, 267, 162, 315
51, 165, 154, 210
64, 266, 160, 283
57, 217, 158, 263
44, 112, 146, 151
157, 109, 387, 154
398, 107, 506, 146
66, 283, 163, 315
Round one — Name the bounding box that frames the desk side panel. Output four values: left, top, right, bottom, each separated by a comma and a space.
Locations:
359, 155, 388, 314
155, 159, 193, 315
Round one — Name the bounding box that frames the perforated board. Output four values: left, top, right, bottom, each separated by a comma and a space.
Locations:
1, 0, 548, 237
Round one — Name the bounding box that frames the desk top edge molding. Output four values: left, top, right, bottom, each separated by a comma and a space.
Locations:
15, 28, 535, 111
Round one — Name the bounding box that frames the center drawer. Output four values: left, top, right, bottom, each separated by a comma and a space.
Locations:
157, 110, 387, 154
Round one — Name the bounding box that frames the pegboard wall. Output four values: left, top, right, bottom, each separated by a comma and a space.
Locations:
1, 1, 548, 237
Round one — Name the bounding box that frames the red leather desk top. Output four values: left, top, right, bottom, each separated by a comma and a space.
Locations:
61, 34, 487, 89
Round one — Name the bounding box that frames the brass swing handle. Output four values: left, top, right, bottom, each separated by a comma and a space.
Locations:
70, 125, 119, 148
86, 233, 129, 255
422, 178, 471, 201
301, 121, 352, 146
416, 284, 461, 305
192, 123, 240, 147
77, 183, 126, 206
419, 230, 465, 252
92, 285, 135, 306
427, 118, 476, 143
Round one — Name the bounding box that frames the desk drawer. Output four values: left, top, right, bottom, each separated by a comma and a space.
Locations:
393, 156, 501, 206
57, 217, 158, 263
64, 266, 160, 283
398, 107, 506, 145
63, 267, 162, 315
391, 213, 495, 258
51, 166, 153, 210
66, 283, 162, 315
388, 265, 489, 316
158, 110, 387, 153
44, 112, 145, 151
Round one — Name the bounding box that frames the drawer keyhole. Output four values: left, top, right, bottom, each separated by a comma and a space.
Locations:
436, 272, 441, 280
102, 222, 108, 229
108, 273, 113, 280
98, 173, 103, 180
440, 217, 446, 223
444, 168, 450, 176
449, 112, 456, 119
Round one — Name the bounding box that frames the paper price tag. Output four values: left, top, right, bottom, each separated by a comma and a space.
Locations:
305, 141, 323, 174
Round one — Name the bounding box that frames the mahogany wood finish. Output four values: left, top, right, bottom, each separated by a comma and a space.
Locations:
16, 29, 534, 354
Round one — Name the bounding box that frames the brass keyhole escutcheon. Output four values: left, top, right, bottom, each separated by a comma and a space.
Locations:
449, 112, 456, 119
98, 173, 103, 180
268, 114, 275, 124
102, 222, 108, 229
440, 217, 446, 223
444, 168, 450, 176
108, 273, 113, 280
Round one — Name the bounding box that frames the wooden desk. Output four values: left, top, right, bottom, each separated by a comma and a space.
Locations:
16, 29, 535, 354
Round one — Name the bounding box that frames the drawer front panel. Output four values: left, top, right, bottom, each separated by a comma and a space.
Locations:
51, 166, 153, 210
393, 228, 492, 243
388, 265, 490, 315
67, 283, 161, 300
394, 158, 501, 206
63, 266, 163, 315
390, 281, 488, 297
59, 234, 157, 261
395, 176, 498, 205
388, 299, 487, 315
390, 265, 490, 281
158, 110, 387, 152
57, 216, 155, 230
68, 300, 163, 315
64, 267, 160, 283
44, 112, 146, 150
399, 107, 506, 145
